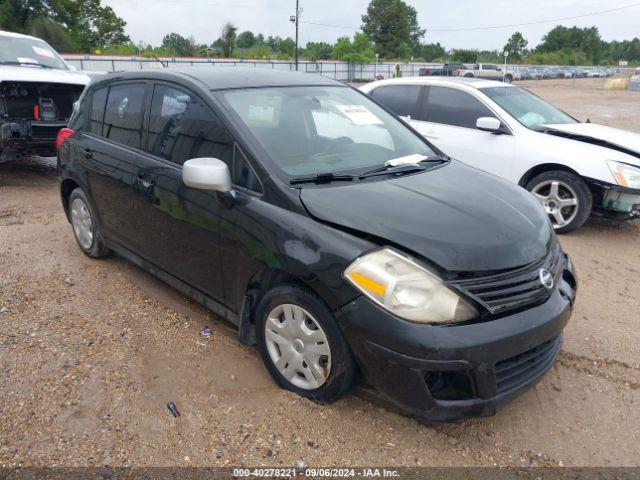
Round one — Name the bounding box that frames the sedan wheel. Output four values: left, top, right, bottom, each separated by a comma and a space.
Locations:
264, 304, 331, 390
525, 170, 592, 234
531, 180, 579, 230
70, 197, 94, 250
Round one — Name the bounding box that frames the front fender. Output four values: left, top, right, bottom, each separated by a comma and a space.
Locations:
219, 193, 376, 316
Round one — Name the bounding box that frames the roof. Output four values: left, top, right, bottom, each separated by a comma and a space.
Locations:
97, 67, 343, 91
360, 76, 516, 92
0, 30, 40, 41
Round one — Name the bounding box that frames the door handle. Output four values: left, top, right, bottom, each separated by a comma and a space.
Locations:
83, 148, 93, 159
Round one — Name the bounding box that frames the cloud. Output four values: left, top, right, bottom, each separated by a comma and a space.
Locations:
103, 0, 640, 50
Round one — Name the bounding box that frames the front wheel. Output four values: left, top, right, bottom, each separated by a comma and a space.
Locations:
256, 285, 357, 403
525, 170, 592, 233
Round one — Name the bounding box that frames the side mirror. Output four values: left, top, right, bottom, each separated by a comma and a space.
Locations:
183, 158, 231, 192
476, 117, 505, 134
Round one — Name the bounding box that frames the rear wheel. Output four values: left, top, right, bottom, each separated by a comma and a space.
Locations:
256, 285, 357, 403
525, 170, 592, 233
68, 188, 110, 258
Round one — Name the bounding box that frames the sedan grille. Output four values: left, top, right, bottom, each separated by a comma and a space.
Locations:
451, 242, 564, 315
495, 336, 561, 394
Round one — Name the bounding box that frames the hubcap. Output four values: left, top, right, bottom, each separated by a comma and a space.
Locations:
264, 304, 331, 390
531, 180, 579, 229
70, 197, 94, 250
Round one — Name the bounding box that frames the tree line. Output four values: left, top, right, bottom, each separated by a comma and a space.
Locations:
1, 0, 639, 66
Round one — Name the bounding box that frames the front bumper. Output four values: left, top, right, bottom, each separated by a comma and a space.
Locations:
336, 255, 577, 422
0, 120, 66, 155
599, 188, 640, 220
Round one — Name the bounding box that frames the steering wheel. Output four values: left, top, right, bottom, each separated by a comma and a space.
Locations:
318, 136, 354, 155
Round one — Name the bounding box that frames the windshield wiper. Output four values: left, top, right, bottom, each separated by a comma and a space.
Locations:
0, 61, 53, 68
359, 156, 446, 179
290, 172, 356, 185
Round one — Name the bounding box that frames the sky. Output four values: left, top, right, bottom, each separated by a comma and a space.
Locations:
102, 0, 640, 51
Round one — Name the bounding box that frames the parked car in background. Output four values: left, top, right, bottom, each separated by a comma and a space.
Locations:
0, 30, 91, 160
419, 63, 465, 77
455, 63, 512, 83
530, 68, 545, 80
57, 68, 577, 421
361, 77, 640, 233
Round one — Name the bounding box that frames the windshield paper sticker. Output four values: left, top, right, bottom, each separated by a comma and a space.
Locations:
336, 105, 383, 126
248, 105, 276, 124
33, 46, 54, 58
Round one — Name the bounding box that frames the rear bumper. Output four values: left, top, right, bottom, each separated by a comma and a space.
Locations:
336, 255, 576, 422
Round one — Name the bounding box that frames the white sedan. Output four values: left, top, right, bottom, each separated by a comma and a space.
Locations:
360, 77, 640, 232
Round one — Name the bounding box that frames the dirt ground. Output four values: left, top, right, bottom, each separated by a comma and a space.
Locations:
1, 78, 639, 468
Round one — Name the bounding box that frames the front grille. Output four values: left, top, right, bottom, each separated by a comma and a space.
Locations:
451, 242, 564, 315
495, 336, 561, 394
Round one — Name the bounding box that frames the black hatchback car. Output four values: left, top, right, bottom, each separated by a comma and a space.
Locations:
57, 68, 577, 421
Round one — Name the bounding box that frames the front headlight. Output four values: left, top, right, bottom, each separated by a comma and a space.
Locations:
608, 160, 640, 189
344, 248, 478, 324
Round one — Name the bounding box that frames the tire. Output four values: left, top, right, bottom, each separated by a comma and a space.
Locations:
505, 74, 513, 83
68, 188, 111, 258
464, 73, 474, 78
525, 170, 592, 234
256, 284, 357, 403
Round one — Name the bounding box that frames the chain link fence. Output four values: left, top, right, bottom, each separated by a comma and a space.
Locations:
62, 54, 637, 88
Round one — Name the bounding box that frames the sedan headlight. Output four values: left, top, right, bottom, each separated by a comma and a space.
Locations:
344, 248, 478, 324
608, 160, 640, 189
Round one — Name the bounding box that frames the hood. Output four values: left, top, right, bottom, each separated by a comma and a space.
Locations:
299, 161, 552, 273
543, 123, 640, 162
0, 65, 90, 86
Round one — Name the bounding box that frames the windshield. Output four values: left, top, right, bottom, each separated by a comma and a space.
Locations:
0, 35, 68, 70
218, 86, 436, 177
481, 86, 577, 131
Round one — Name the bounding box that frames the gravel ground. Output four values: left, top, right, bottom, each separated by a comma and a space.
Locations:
0, 79, 639, 468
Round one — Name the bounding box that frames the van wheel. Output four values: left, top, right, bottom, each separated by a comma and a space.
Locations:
68, 188, 110, 258
526, 171, 592, 233
256, 285, 357, 403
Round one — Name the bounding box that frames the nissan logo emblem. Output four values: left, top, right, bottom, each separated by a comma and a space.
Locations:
539, 268, 554, 290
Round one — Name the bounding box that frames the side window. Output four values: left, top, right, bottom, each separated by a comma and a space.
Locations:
425, 86, 496, 129
233, 145, 262, 193
89, 86, 108, 135
103, 83, 146, 148
370, 85, 421, 119
147, 84, 233, 166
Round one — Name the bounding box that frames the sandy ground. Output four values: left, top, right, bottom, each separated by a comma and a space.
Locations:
1, 79, 639, 468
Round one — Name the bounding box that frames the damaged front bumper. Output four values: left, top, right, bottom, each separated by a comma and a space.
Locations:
599, 187, 640, 220
336, 253, 577, 422
0, 119, 66, 157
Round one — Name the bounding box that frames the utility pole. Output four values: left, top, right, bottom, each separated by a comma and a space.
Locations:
294, 0, 300, 70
